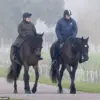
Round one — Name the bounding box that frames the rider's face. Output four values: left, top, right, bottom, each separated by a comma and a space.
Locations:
26, 17, 31, 22
66, 15, 71, 20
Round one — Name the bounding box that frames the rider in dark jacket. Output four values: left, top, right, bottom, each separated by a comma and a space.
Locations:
54, 10, 78, 61
12, 12, 43, 64
56, 10, 78, 42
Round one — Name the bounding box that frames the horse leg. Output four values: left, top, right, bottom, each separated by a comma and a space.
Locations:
32, 65, 39, 93
70, 67, 77, 94
23, 63, 31, 94
11, 63, 18, 93
55, 62, 61, 93
67, 64, 77, 94
58, 64, 65, 93
14, 79, 18, 93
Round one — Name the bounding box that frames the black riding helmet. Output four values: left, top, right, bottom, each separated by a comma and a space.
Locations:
63, 10, 72, 17
23, 12, 32, 19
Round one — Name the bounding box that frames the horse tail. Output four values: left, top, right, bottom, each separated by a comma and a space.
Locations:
50, 42, 58, 83
7, 63, 22, 83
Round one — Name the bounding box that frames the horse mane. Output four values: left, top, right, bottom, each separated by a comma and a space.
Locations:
65, 37, 81, 43
64, 37, 81, 48
63, 37, 83, 59
25, 35, 43, 49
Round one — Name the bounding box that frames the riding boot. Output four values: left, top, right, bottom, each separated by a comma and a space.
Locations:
11, 46, 21, 65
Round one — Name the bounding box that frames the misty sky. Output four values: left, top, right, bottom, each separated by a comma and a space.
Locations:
64, 0, 89, 19
0, 0, 100, 44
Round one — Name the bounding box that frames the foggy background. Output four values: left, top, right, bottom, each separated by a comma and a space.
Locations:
0, 0, 100, 83
0, 0, 100, 44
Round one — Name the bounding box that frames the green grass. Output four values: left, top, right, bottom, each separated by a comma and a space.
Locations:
42, 52, 50, 60
1, 52, 100, 93
0, 67, 8, 77
1, 67, 100, 93
31, 76, 100, 93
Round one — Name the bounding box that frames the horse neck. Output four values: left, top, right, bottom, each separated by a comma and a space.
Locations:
64, 37, 76, 47
64, 37, 81, 53
71, 38, 82, 53
25, 36, 42, 48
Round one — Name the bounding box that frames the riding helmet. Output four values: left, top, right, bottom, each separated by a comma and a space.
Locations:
63, 10, 72, 17
23, 12, 32, 19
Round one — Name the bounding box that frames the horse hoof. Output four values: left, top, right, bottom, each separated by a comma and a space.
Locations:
32, 88, 37, 93
70, 89, 76, 94
57, 89, 63, 94
25, 90, 31, 94
13, 90, 18, 94
70, 85, 76, 94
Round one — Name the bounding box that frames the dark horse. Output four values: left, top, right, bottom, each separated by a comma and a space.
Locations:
50, 37, 89, 94
7, 33, 44, 94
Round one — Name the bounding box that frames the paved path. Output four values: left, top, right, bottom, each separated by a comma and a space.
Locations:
0, 78, 100, 100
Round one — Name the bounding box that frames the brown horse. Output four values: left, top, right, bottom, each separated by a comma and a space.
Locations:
7, 33, 44, 94
50, 37, 89, 94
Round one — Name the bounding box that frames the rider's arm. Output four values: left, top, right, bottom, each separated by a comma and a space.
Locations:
72, 20, 78, 37
18, 23, 26, 37
32, 23, 37, 36
55, 20, 62, 41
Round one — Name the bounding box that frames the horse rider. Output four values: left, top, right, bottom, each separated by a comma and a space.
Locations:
54, 9, 78, 62
11, 12, 43, 64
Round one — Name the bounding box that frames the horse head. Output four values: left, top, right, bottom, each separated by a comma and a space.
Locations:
70, 36, 89, 63
79, 37, 89, 63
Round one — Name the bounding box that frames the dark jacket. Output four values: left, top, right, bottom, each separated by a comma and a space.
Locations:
18, 20, 37, 37
13, 20, 37, 47
55, 17, 78, 41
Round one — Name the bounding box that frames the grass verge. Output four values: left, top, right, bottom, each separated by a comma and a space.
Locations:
1, 67, 100, 93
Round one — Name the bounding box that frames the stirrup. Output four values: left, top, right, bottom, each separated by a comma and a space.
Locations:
52, 60, 57, 64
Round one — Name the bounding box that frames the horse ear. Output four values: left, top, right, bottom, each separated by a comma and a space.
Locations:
81, 37, 84, 40
86, 37, 89, 40
41, 32, 44, 36
86, 37, 89, 42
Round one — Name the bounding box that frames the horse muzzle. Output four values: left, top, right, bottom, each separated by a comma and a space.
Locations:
79, 53, 89, 63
